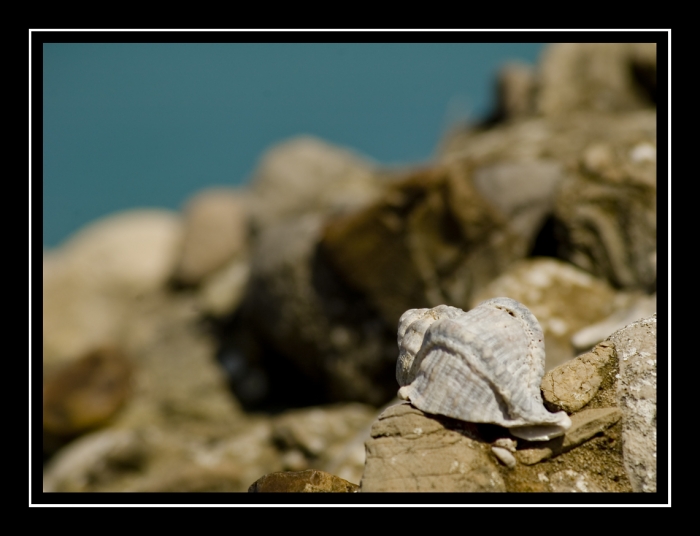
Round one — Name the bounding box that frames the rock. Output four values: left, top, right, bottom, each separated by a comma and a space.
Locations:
572, 293, 657, 353
248, 135, 382, 231
243, 213, 397, 405
43, 210, 182, 368
172, 187, 250, 286
43, 346, 132, 452
608, 314, 657, 492
515, 407, 622, 465
536, 43, 656, 116
471, 257, 620, 369
489, 62, 537, 122
43, 417, 282, 492
248, 469, 359, 493
360, 403, 506, 492
472, 159, 564, 243
321, 162, 524, 327
554, 138, 657, 292
541, 341, 617, 413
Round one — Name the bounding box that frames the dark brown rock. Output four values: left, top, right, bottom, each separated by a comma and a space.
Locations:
43, 346, 132, 447
321, 162, 523, 327
248, 469, 359, 492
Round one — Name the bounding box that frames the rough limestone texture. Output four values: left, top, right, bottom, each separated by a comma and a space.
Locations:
43, 210, 183, 370
608, 314, 657, 492
471, 257, 619, 370
541, 341, 617, 413
360, 402, 506, 492
248, 469, 359, 493
171, 187, 250, 286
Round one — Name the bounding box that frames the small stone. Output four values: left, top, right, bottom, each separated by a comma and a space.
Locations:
492, 446, 517, 468
248, 470, 359, 492
541, 342, 616, 413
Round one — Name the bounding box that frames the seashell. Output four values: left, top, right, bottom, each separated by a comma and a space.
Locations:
396, 297, 572, 441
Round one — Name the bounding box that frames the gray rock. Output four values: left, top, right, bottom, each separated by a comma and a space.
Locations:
608, 314, 657, 492
360, 402, 506, 492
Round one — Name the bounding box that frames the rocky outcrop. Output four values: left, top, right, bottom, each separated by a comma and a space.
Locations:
359, 314, 657, 492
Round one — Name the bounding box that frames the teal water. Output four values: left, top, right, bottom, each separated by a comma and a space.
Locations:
42, 42, 546, 248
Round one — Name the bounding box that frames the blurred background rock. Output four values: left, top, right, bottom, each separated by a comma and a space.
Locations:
41, 42, 659, 492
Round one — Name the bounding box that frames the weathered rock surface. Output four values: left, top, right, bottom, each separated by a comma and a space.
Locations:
248, 469, 359, 493
360, 402, 506, 492
471, 258, 620, 369
541, 341, 617, 413
609, 314, 657, 492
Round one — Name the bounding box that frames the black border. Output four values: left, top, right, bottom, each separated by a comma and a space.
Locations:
31, 29, 670, 507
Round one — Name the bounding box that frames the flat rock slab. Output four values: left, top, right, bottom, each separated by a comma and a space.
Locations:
360, 402, 505, 492
248, 469, 359, 493
516, 407, 622, 465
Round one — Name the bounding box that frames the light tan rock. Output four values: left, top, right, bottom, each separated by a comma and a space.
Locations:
172, 187, 249, 286
548, 470, 603, 492
249, 135, 382, 230
43, 210, 182, 368
541, 341, 616, 413
360, 403, 506, 492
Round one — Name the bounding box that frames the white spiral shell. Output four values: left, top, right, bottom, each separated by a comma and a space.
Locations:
396, 297, 571, 441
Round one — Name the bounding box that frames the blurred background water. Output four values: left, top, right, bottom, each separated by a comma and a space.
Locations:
42, 42, 546, 248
